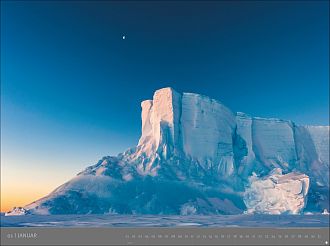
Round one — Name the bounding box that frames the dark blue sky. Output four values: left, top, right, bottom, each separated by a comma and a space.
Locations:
1, 1, 329, 179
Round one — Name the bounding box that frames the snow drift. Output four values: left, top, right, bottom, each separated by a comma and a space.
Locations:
9, 88, 329, 215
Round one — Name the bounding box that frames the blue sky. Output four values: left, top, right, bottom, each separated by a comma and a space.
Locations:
1, 1, 329, 210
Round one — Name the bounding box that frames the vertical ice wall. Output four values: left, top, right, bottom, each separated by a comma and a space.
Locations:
180, 93, 236, 175
299, 126, 329, 187
137, 88, 329, 185
138, 88, 182, 157
137, 88, 237, 176
306, 126, 330, 167
138, 100, 153, 149
235, 112, 256, 177
251, 117, 297, 172
235, 114, 299, 178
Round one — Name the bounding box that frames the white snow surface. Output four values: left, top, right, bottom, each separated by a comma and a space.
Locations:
7, 88, 329, 216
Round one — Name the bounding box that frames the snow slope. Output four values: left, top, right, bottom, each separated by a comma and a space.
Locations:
8, 88, 329, 215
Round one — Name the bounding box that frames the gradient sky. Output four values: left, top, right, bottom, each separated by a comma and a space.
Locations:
1, 1, 329, 212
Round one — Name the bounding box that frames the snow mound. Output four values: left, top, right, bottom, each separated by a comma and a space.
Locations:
322, 209, 329, 215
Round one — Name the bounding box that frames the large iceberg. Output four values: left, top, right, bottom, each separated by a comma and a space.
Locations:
8, 88, 329, 215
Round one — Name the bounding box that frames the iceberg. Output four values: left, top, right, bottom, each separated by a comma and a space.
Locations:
6, 88, 329, 215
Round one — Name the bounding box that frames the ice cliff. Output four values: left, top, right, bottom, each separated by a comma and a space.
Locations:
11, 88, 329, 215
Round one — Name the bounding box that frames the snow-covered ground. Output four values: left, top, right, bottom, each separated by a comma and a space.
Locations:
1, 214, 329, 228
